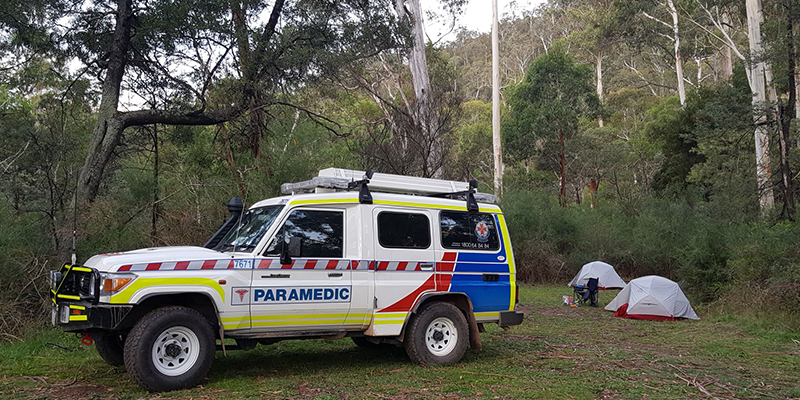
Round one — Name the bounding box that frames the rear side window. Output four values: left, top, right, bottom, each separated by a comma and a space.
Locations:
378, 212, 431, 249
265, 209, 344, 258
440, 212, 500, 251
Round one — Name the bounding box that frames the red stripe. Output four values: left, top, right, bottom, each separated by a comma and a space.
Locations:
145, 263, 161, 271
378, 261, 389, 271
118, 265, 131, 272
442, 252, 457, 262
396, 262, 408, 271
414, 263, 422, 271
435, 262, 456, 272
350, 261, 358, 270
227, 260, 235, 269
201, 260, 216, 270
258, 259, 271, 269
379, 275, 436, 313
326, 260, 339, 270
175, 261, 190, 270
281, 261, 294, 269
369, 261, 375, 270
304, 260, 317, 270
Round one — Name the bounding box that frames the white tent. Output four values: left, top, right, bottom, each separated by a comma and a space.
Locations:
567, 261, 627, 289
605, 275, 699, 321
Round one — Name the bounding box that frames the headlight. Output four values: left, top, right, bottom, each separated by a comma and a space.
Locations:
49, 271, 62, 291
100, 273, 136, 296
77, 273, 96, 297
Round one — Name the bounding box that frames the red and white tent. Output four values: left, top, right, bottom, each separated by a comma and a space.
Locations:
605, 275, 699, 321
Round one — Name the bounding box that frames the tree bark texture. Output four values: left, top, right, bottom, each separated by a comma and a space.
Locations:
778, 4, 795, 220
492, 0, 503, 197
559, 126, 566, 208
746, 0, 775, 211
596, 53, 604, 127
667, 0, 686, 106
396, 0, 442, 178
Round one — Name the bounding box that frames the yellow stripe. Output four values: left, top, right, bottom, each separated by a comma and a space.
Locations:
474, 311, 500, 318
58, 294, 80, 300
69, 305, 86, 310
66, 265, 93, 273
288, 197, 501, 213
290, 198, 359, 205
251, 320, 344, 327
222, 313, 370, 323
497, 214, 516, 310
69, 315, 88, 321
374, 312, 408, 318
373, 319, 405, 325
109, 278, 225, 304
223, 322, 251, 329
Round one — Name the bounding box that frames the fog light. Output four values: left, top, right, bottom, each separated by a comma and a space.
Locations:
59, 306, 70, 324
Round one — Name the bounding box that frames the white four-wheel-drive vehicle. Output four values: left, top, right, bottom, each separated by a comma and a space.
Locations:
50, 168, 524, 391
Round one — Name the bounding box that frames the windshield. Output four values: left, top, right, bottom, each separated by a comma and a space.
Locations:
214, 205, 284, 253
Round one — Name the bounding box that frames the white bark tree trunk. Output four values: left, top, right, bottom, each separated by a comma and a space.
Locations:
746, 0, 775, 210
492, 0, 503, 197
596, 53, 604, 127
396, 0, 441, 178
667, 0, 686, 106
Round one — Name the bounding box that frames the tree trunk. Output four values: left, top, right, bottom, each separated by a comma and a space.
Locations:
492, 0, 503, 197
396, 0, 441, 178
667, 0, 686, 106
77, 0, 133, 204
559, 126, 566, 208
596, 53, 604, 127
746, 0, 775, 211
720, 10, 734, 80
151, 125, 160, 245
779, 4, 795, 220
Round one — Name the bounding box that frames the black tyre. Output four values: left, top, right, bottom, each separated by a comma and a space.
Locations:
404, 302, 469, 366
123, 306, 216, 392
94, 331, 126, 366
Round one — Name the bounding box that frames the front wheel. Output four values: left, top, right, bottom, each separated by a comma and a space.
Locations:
94, 331, 126, 366
404, 302, 469, 366
123, 306, 216, 392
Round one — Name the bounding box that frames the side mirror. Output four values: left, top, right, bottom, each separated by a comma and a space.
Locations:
280, 236, 302, 265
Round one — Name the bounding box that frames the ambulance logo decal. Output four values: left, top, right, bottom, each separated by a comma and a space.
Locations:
475, 221, 490, 242
232, 287, 251, 305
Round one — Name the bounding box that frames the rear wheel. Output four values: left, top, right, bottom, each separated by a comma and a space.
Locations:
123, 306, 215, 392
404, 302, 468, 366
94, 331, 125, 366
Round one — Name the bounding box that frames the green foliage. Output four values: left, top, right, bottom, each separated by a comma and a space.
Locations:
503, 43, 601, 165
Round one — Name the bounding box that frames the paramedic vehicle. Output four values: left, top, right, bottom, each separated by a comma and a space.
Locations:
50, 168, 524, 391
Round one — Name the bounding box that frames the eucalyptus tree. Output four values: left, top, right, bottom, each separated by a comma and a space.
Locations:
503, 45, 601, 207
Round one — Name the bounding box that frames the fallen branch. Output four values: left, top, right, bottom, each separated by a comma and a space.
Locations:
459, 371, 518, 379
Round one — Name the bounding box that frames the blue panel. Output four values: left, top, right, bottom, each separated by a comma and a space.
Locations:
452, 262, 509, 273
449, 273, 511, 312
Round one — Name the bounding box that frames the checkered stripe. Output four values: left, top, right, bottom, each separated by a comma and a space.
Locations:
375, 261, 425, 271
117, 259, 234, 272
256, 259, 351, 270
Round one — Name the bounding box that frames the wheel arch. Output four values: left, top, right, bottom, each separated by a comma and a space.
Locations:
403, 292, 481, 350
116, 292, 220, 334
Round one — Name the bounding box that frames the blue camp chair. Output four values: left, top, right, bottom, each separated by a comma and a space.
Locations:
573, 277, 599, 307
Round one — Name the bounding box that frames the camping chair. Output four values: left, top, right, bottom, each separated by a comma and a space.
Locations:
573, 277, 599, 307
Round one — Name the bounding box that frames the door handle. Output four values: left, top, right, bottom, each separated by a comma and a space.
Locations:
262, 273, 290, 278
328, 272, 343, 278
420, 262, 434, 270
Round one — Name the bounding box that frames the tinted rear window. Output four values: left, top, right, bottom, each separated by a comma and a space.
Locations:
440, 212, 499, 251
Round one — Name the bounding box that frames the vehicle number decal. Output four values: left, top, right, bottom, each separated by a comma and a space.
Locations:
233, 259, 254, 269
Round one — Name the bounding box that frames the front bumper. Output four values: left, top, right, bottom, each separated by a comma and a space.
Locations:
52, 302, 133, 332
499, 310, 525, 327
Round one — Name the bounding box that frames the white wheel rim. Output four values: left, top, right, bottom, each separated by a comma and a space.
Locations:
151, 326, 200, 376
425, 317, 458, 356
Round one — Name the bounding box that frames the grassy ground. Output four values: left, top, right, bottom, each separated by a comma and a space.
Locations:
1, 285, 798, 399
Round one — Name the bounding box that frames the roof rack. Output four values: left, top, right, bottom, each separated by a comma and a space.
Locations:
281, 168, 497, 207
